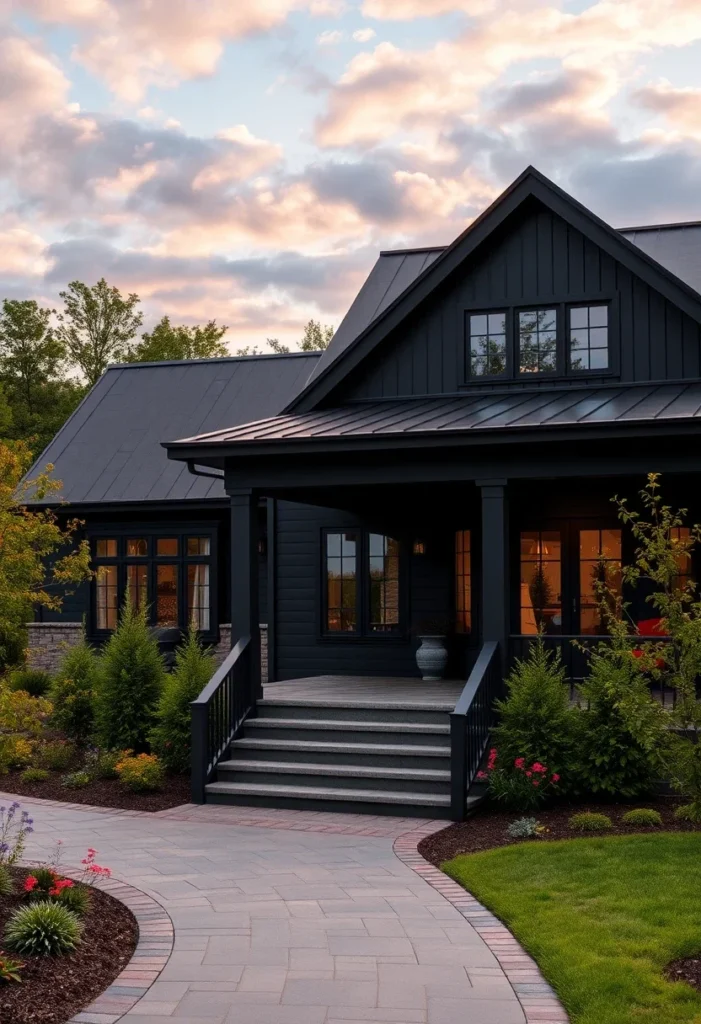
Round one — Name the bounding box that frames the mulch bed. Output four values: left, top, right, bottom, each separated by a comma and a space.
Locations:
1, 770, 190, 812
665, 955, 701, 993
0, 867, 138, 1024
418, 797, 701, 866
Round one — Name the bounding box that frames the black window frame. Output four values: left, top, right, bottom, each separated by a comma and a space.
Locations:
566, 302, 611, 374
465, 308, 511, 381
321, 528, 405, 639
89, 526, 217, 641
516, 305, 561, 377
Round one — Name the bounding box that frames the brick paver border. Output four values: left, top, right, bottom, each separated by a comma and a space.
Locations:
393, 822, 570, 1024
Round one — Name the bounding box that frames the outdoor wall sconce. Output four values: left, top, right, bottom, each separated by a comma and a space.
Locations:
412, 540, 426, 555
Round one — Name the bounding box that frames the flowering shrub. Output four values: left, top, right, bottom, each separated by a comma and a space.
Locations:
0, 687, 52, 737
24, 865, 93, 916
115, 752, 165, 792
79, 847, 111, 884
0, 951, 24, 984
478, 749, 560, 811
0, 735, 35, 774
0, 803, 34, 866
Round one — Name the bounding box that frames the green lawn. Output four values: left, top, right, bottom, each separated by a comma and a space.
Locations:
444, 833, 701, 1024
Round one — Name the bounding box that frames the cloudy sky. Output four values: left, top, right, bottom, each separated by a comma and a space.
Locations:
1, 0, 701, 350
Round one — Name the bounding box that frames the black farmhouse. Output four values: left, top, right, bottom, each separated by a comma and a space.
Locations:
29, 167, 701, 818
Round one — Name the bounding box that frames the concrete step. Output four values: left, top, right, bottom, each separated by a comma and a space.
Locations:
229, 737, 451, 770
204, 779, 453, 818
256, 699, 453, 724
245, 717, 450, 747
216, 759, 451, 795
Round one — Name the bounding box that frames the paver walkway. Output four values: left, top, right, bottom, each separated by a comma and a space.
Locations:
10, 797, 528, 1024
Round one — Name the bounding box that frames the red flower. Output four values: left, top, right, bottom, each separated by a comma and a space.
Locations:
551, 773, 560, 783
514, 757, 525, 769
476, 770, 488, 780
23, 876, 38, 893
532, 780, 540, 787
531, 763, 547, 774
525, 771, 532, 778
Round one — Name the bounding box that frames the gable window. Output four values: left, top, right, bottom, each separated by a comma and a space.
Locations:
323, 530, 402, 636
455, 530, 472, 633
569, 305, 609, 371
468, 312, 507, 377
92, 530, 215, 636
519, 309, 557, 374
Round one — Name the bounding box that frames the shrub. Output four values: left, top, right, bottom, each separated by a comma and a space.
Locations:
56, 884, 91, 917
674, 804, 699, 822
83, 747, 130, 780
96, 598, 164, 751
0, 735, 35, 771
494, 636, 574, 776
61, 770, 91, 789
0, 687, 52, 738
7, 669, 52, 697
569, 812, 613, 832
480, 748, 561, 811
506, 817, 543, 839
50, 633, 101, 744
621, 808, 663, 827
4, 901, 82, 956
150, 628, 215, 773
116, 752, 165, 792
0, 866, 13, 896
0, 951, 24, 984
34, 739, 75, 772
20, 766, 49, 784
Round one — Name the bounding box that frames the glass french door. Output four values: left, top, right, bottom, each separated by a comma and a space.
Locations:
519, 524, 622, 636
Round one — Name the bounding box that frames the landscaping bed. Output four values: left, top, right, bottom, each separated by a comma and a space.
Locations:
0, 866, 138, 1024
1, 769, 191, 812
419, 796, 701, 865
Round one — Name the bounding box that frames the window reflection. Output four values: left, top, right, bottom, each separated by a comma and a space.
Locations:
570, 305, 609, 371
326, 532, 358, 632
519, 309, 557, 373
369, 533, 400, 633
469, 312, 507, 377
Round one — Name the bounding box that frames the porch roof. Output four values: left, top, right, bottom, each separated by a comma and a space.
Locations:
170, 381, 701, 451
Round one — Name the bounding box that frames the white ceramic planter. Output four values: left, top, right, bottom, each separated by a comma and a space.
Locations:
415, 635, 448, 681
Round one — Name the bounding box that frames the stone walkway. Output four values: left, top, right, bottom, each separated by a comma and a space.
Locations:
8, 796, 543, 1024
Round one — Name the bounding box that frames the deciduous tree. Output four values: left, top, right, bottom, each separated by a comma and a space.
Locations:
56, 279, 143, 385
125, 316, 229, 363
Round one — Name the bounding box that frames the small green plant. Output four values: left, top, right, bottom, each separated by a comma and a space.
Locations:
50, 632, 101, 744
55, 884, 91, 917
674, 804, 698, 822
34, 740, 75, 772
150, 628, 215, 773
7, 668, 52, 697
621, 808, 663, 827
0, 866, 13, 896
61, 770, 91, 789
115, 752, 165, 792
569, 812, 613, 832
85, 747, 130, 779
506, 817, 544, 839
4, 901, 82, 956
20, 766, 49, 784
0, 951, 24, 984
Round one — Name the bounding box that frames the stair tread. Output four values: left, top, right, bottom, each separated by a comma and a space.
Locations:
217, 759, 450, 781
205, 780, 451, 806
232, 738, 449, 757
247, 717, 449, 734
258, 698, 456, 712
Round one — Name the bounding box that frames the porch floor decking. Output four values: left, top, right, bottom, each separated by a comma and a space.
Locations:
262, 674, 464, 711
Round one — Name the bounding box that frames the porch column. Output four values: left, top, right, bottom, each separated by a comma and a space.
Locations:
477, 479, 509, 672
229, 488, 262, 703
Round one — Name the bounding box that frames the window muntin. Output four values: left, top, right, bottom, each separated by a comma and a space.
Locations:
520, 531, 562, 634
579, 529, 622, 635
187, 537, 211, 556
368, 534, 400, 633
96, 565, 118, 630
188, 564, 210, 631
157, 538, 179, 557
96, 539, 117, 559
569, 305, 609, 371
326, 532, 358, 633
127, 563, 148, 612
518, 309, 557, 374
455, 530, 472, 633
468, 312, 507, 377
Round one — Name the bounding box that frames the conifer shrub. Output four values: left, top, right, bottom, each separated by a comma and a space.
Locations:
50, 633, 101, 744
569, 811, 613, 832
621, 808, 663, 827
150, 628, 215, 773
95, 598, 164, 752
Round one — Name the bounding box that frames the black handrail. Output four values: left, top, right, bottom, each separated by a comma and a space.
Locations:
450, 641, 501, 821
190, 634, 252, 803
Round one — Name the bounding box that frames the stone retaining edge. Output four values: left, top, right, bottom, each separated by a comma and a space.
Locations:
392, 822, 570, 1024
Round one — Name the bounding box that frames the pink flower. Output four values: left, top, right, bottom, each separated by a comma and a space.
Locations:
531, 763, 547, 774
532, 780, 540, 787
551, 774, 560, 783
525, 771, 532, 778
476, 771, 488, 780
514, 757, 525, 769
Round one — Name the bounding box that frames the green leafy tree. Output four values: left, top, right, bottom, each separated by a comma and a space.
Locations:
96, 596, 164, 751
300, 319, 334, 351
0, 440, 92, 669
56, 279, 143, 386
266, 338, 290, 354
125, 316, 229, 363
50, 630, 101, 744
150, 629, 215, 772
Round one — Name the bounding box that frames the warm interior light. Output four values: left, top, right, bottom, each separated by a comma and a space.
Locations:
412, 540, 426, 555
529, 537, 549, 557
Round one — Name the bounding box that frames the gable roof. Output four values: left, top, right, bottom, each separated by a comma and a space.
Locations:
27, 352, 318, 505
291, 166, 701, 414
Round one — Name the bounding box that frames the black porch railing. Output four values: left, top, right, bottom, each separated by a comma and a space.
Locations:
450, 641, 502, 821
190, 634, 253, 803
509, 634, 678, 707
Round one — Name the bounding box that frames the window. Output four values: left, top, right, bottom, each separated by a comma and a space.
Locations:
569, 305, 609, 371
468, 312, 507, 377
369, 534, 400, 633
518, 309, 557, 373
579, 529, 622, 635
520, 531, 562, 634
455, 530, 471, 633
323, 530, 402, 636
671, 527, 693, 590
91, 531, 215, 634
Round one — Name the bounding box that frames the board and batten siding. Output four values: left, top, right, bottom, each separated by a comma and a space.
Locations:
335, 203, 701, 402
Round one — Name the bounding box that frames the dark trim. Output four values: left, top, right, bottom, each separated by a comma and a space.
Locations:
266, 497, 277, 682
619, 220, 701, 233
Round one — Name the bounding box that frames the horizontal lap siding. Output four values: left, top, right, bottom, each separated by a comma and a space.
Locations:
338, 204, 701, 400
